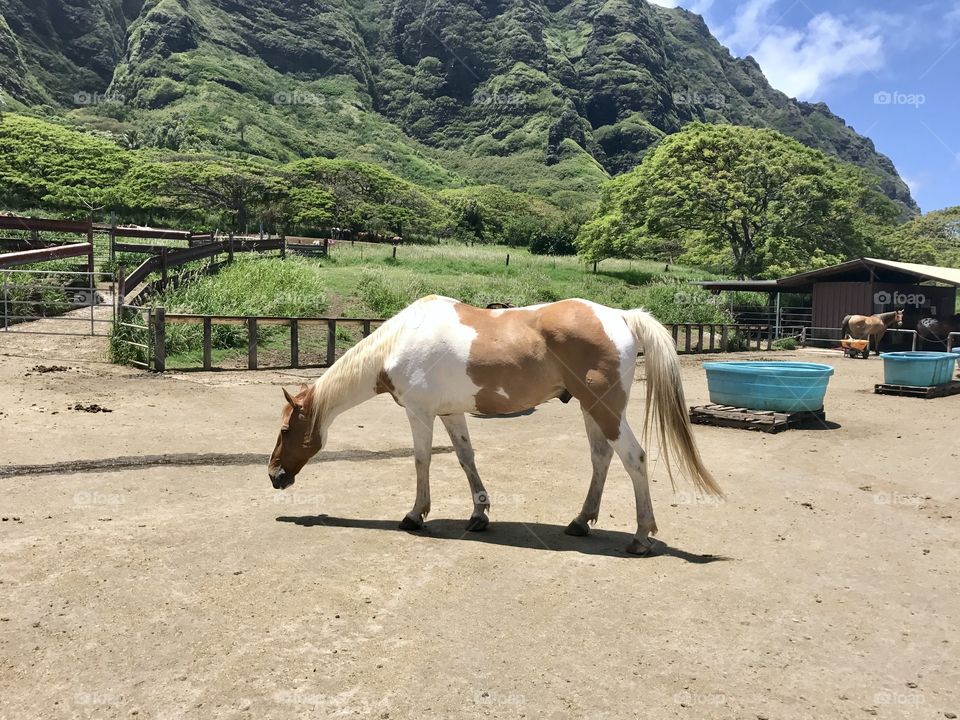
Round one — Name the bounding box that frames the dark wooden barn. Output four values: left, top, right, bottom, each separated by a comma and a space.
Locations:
694, 258, 960, 348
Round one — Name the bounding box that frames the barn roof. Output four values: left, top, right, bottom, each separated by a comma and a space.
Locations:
693, 258, 960, 293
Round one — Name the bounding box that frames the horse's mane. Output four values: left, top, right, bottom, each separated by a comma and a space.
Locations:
306, 313, 407, 438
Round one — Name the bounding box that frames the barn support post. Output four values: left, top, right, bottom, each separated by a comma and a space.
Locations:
774, 292, 782, 338
153, 307, 166, 373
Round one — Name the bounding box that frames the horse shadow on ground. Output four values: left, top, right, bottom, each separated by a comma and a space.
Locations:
276, 514, 730, 563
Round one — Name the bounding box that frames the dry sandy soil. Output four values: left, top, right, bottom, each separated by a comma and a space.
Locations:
0, 327, 958, 720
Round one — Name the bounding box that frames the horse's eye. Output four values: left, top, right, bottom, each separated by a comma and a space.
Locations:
281, 428, 289, 435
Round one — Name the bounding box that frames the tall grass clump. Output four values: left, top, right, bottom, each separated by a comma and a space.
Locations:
111, 256, 330, 360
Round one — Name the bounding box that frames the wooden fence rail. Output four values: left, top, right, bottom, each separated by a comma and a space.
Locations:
152, 309, 384, 372
664, 323, 773, 353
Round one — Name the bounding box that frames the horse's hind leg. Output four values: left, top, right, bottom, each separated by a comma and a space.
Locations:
400, 407, 434, 531
565, 409, 614, 537
440, 414, 490, 531
610, 419, 658, 556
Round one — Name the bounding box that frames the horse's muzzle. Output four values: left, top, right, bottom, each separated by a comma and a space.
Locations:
270, 469, 295, 490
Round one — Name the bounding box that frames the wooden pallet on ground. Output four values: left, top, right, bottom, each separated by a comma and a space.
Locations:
689, 404, 827, 433
874, 381, 960, 399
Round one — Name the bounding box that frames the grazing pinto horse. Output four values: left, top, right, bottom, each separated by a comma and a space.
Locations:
840, 309, 904, 356
268, 296, 721, 555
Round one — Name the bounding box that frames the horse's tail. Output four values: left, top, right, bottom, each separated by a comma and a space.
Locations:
841, 315, 852, 339
622, 309, 723, 498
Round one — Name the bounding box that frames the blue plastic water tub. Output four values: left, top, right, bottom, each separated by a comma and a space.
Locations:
702, 361, 834, 412
880, 351, 958, 387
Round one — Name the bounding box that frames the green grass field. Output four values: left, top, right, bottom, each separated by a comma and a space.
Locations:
111, 242, 736, 368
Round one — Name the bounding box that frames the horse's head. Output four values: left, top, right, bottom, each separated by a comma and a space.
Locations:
894, 308, 904, 327
268, 384, 323, 490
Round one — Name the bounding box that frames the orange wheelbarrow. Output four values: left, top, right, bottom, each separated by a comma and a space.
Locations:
841, 337, 870, 359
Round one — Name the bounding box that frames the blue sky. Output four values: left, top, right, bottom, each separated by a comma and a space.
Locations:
651, 0, 960, 213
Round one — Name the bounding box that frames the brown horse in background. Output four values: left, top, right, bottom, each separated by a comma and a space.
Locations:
841, 309, 904, 356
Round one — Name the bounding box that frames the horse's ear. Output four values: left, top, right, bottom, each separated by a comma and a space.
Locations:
298, 382, 310, 394
283, 387, 297, 407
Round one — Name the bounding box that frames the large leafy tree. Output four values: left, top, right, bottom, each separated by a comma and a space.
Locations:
578, 123, 899, 277
878, 206, 960, 267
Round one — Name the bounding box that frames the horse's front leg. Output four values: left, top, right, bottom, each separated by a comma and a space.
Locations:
440, 414, 490, 531
399, 408, 434, 531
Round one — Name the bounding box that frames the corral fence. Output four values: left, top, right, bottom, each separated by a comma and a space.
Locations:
1, 267, 114, 337
0, 217, 96, 273
122, 317, 776, 372
665, 323, 774, 353
137, 310, 385, 372
799, 326, 919, 351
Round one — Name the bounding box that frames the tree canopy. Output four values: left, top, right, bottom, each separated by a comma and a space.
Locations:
878, 206, 960, 267
577, 123, 900, 278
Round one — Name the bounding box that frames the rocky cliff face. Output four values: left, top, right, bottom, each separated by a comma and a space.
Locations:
0, 0, 917, 212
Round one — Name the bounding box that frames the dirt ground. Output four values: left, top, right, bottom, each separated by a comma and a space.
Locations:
1, 327, 958, 720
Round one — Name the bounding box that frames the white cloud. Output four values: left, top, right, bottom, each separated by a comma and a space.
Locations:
715, 1, 887, 100
902, 175, 921, 195
648, 0, 715, 15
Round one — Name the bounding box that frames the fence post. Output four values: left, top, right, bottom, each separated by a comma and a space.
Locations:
323, 239, 329, 257
720, 324, 728, 352
280, 230, 286, 260
505, 254, 510, 267
117, 267, 126, 307
228, 234, 235, 264
684, 324, 692, 354
203, 317, 212, 371
362, 319, 371, 338
159, 247, 169, 289
326, 319, 337, 367
290, 319, 299, 369
154, 307, 166, 372
800, 327, 807, 348
247, 317, 258, 370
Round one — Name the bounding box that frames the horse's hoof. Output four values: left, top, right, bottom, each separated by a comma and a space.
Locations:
465, 515, 489, 532
399, 515, 423, 532
564, 519, 590, 537
626, 538, 655, 556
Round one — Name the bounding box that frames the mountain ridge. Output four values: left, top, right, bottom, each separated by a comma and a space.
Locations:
0, 0, 917, 213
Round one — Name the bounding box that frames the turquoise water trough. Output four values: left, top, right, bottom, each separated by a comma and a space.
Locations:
703, 361, 834, 412
880, 351, 960, 387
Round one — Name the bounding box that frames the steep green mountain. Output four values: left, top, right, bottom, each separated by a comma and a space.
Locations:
0, 0, 917, 213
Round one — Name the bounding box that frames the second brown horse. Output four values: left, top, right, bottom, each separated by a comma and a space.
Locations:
841, 309, 904, 356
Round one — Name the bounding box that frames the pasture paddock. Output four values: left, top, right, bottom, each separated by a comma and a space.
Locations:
0, 335, 958, 719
